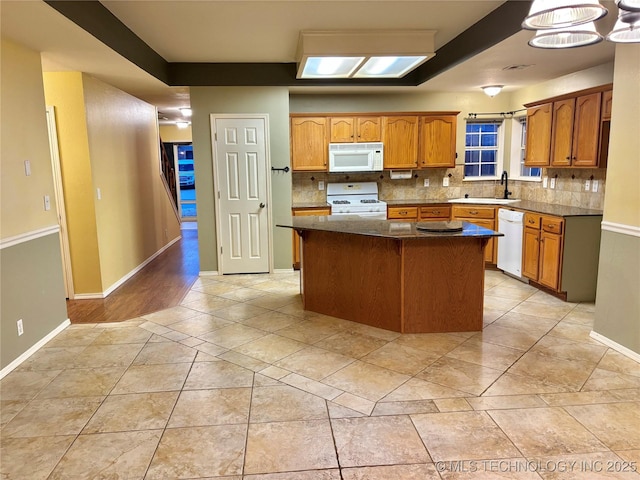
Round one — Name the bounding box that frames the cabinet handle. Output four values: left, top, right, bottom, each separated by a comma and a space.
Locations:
469, 210, 478, 215
528, 219, 535, 224
547, 224, 555, 228
433, 210, 440, 215
566, 156, 571, 160
400, 211, 407, 215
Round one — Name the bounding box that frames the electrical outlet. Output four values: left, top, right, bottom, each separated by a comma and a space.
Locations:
585, 179, 591, 191
592, 180, 599, 192
542, 176, 548, 188
44, 195, 51, 211
442, 177, 449, 187
97, 188, 102, 200
24, 160, 31, 176
423, 178, 430, 187
550, 177, 556, 189
17, 319, 24, 336
318, 180, 325, 191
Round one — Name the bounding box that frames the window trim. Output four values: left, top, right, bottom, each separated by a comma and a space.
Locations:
463, 119, 505, 181
509, 116, 542, 182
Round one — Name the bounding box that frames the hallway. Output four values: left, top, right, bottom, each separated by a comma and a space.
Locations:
66, 226, 200, 324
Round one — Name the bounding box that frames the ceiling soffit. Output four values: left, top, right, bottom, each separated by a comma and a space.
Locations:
44, 0, 533, 88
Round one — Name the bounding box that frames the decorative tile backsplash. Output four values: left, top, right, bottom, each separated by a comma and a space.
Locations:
292, 166, 605, 210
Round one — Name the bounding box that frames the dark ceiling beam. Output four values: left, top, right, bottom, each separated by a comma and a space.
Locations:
44, 0, 170, 84
43, 0, 532, 88
414, 0, 533, 84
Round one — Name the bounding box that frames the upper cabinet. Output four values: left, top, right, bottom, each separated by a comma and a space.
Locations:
524, 103, 552, 167
329, 116, 381, 143
551, 92, 601, 167
382, 116, 419, 169
290, 117, 328, 171
418, 115, 458, 168
524, 84, 612, 169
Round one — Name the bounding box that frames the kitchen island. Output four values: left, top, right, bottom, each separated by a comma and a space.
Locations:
280, 216, 502, 333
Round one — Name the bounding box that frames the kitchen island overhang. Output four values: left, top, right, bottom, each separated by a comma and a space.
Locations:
279, 216, 503, 334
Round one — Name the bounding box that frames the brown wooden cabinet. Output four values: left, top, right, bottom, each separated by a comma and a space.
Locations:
290, 117, 328, 171
522, 212, 564, 290
550, 92, 602, 167
601, 89, 613, 120
291, 207, 331, 269
451, 205, 496, 264
329, 116, 381, 143
418, 115, 457, 168
387, 206, 418, 221
382, 116, 419, 169
525, 103, 552, 167
419, 205, 451, 221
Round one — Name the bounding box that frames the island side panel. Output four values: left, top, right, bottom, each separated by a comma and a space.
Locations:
300, 230, 403, 332
402, 237, 486, 333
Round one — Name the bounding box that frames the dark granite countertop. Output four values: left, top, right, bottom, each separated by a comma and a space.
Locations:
279, 216, 502, 240
293, 199, 603, 218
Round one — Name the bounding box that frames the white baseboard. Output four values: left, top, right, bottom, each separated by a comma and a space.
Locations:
590, 331, 640, 363
0, 319, 71, 380
73, 293, 106, 300
199, 271, 219, 276
274, 268, 295, 273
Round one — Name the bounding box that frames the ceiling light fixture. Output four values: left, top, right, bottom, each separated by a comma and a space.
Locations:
176, 121, 190, 129
180, 108, 192, 117
296, 30, 436, 79
482, 85, 504, 97
616, 0, 640, 23
607, 9, 640, 42
528, 21, 604, 48
522, 0, 608, 30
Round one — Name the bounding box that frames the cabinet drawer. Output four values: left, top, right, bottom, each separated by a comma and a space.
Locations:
524, 212, 541, 229
451, 205, 495, 219
541, 216, 564, 234
419, 205, 451, 219
388, 206, 418, 220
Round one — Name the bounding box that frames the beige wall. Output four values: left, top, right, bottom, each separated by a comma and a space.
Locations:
43, 72, 103, 293
1, 38, 68, 370
190, 87, 291, 272
1, 39, 58, 238
594, 44, 640, 355
160, 124, 193, 143
82, 75, 182, 290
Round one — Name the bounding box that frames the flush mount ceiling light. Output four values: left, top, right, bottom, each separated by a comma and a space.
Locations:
176, 121, 190, 129
296, 30, 436, 79
528, 21, 604, 47
522, 0, 608, 29
482, 85, 504, 97
179, 108, 192, 117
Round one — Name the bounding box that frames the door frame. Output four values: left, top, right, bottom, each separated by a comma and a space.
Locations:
210, 114, 274, 274
45, 106, 75, 299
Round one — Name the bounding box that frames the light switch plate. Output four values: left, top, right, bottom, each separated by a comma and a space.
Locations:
585, 180, 591, 191
24, 160, 31, 176
542, 176, 548, 188
592, 180, 599, 192
442, 177, 449, 187
44, 195, 51, 211
97, 188, 102, 200
318, 180, 324, 191
550, 178, 556, 189
423, 178, 429, 187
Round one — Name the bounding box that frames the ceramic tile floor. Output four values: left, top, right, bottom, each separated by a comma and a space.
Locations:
2, 270, 640, 479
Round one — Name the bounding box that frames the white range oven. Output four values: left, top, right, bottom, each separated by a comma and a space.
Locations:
326, 182, 387, 219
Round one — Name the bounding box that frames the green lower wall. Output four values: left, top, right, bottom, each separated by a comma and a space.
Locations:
1, 232, 68, 369
593, 229, 640, 354
190, 87, 292, 272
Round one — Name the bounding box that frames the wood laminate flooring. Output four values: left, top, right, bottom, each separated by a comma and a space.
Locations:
66, 226, 200, 324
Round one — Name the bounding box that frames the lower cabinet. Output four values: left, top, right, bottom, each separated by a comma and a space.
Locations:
419, 205, 451, 221
387, 205, 451, 222
387, 206, 418, 221
292, 207, 331, 269
522, 213, 564, 291
451, 205, 497, 264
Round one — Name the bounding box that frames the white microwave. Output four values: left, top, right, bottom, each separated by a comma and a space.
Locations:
328, 142, 384, 173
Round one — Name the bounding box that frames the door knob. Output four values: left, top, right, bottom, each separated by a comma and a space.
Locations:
259, 203, 265, 208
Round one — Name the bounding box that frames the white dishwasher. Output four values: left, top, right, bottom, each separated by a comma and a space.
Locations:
497, 209, 525, 279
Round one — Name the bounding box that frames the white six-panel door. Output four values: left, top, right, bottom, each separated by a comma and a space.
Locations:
212, 116, 270, 274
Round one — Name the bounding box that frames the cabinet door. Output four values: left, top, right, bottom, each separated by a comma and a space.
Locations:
522, 227, 540, 281
525, 104, 552, 167
538, 231, 563, 290
550, 98, 575, 167
382, 116, 419, 169
572, 92, 602, 167
387, 206, 418, 221
292, 208, 331, 269
291, 117, 328, 171
418, 116, 457, 168
601, 90, 613, 121
356, 117, 381, 142
419, 205, 451, 221
468, 219, 496, 263
329, 117, 355, 143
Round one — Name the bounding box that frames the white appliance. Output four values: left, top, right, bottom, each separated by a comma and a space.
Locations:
328, 142, 384, 173
497, 208, 525, 279
326, 182, 387, 218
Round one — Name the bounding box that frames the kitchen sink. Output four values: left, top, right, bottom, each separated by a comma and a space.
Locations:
447, 197, 521, 205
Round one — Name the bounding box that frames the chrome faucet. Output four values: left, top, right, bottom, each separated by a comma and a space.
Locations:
500, 170, 511, 199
